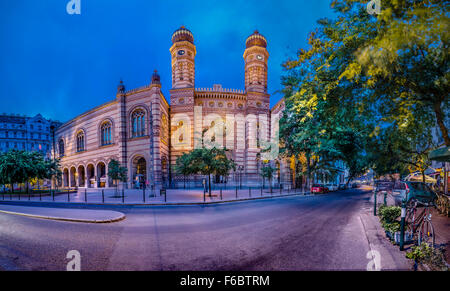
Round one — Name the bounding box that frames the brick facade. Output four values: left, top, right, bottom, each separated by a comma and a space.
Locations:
54, 27, 291, 189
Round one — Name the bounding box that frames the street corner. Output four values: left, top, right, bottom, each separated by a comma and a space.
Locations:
0, 204, 126, 223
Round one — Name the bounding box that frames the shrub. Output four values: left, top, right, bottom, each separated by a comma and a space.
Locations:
406, 243, 449, 271
378, 205, 402, 237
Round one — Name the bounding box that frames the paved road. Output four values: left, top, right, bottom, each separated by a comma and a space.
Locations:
0, 188, 410, 271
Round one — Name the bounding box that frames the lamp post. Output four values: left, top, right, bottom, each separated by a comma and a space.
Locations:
50, 125, 56, 194
238, 165, 244, 189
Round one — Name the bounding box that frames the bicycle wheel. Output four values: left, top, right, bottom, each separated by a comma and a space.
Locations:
405, 208, 417, 243
418, 219, 435, 247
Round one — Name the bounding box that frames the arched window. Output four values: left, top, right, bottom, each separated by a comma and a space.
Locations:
131, 109, 146, 138
76, 130, 85, 152
58, 139, 65, 157
101, 121, 112, 146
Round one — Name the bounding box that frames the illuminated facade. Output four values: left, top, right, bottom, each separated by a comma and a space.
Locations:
54, 27, 290, 189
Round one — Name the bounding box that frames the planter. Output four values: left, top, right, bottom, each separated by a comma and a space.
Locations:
386, 231, 413, 245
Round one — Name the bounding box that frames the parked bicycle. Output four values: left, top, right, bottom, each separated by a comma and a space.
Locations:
405, 199, 435, 247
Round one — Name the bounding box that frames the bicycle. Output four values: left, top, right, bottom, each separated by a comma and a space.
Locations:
405, 199, 435, 247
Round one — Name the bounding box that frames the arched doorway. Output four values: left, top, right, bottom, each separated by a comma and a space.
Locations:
132, 156, 146, 189
97, 162, 106, 188
78, 165, 86, 188
87, 164, 95, 188
69, 167, 77, 188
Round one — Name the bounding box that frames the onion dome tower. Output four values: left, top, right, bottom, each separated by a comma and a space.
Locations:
244, 30, 269, 93
170, 26, 196, 89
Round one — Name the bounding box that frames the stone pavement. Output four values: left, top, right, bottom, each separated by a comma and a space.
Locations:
0, 204, 125, 223
0, 187, 312, 205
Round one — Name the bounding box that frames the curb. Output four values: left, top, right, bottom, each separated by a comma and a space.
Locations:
0, 192, 316, 207
0, 209, 126, 223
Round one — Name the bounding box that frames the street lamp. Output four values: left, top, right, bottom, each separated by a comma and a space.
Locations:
50, 125, 56, 190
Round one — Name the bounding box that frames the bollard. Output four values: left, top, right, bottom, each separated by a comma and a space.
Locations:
280, 186, 282, 195
235, 186, 238, 199
165, 190, 167, 203
203, 189, 206, 202
39, 191, 42, 201
67, 188, 70, 202
373, 189, 377, 216
52, 189, 55, 202
220, 188, 223, 200
143, 187, 146, 203
399, 200, 407, 251
122, 189, 125, 204
85, 189, 87, 203
102, 189, 105, 204
261, 186, 263, 197
249, 187, 251, 198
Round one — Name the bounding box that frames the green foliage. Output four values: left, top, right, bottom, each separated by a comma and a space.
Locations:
175, 147, 236, 194
260, 165, 277, 181
406, 243, 449, 271
379, 205, 401, 223
107, 159, 128, 183
280, 0, 449, 182
0, 150, 61, 191
378, 205, 402, 234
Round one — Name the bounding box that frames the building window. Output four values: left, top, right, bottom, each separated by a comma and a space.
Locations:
101, 121, 112, 146
131, 109, 146, 138
76, 131, 85, 152
59, 139, 65, 157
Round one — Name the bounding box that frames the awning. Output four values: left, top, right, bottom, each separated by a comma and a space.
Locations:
429, 146, 450, 162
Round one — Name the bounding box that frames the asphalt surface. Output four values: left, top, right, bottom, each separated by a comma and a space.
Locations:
0, 187, 411, 271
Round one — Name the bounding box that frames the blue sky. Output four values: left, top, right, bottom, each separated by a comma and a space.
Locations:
0, 0, 336, 122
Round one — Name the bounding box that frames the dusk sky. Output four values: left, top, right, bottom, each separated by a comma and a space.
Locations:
0, 0, 336, 123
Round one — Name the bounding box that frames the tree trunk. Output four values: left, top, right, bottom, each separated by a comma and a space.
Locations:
433, 101, 450, 146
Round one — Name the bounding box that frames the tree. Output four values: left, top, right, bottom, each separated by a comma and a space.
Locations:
260, 164, 277, 193
108, 159, 128, 195
280, 0, 447, 183
175, 147, 236, 196
339, 0, 450, 145
0, 150, 60, 193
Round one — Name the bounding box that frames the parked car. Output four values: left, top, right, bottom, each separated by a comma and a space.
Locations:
325, 184, 338, 191
311, 184, 329, 194
391, 181, 437, 206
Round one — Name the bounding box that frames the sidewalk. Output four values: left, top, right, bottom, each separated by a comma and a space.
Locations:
0, 205, 125, 223
0, 188, 312, 206
359, 205, 413, 270
430, 208, 450, 264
